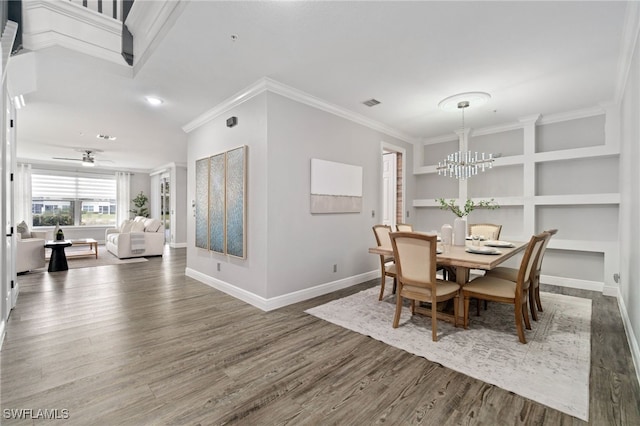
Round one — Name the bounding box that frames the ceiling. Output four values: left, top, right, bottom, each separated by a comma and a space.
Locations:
13, 1, 629, 172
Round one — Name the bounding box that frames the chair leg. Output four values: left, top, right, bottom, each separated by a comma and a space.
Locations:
378, 273, 386, 301
476, 298, 481, 316
514, 303, 527, 344
523, 301, 532, 330
410, 299, 416, 315
535, 286, 543, 312
453, 294, 459, 328
392, 278, 397, 294
392, 292, 403, 328
529, 287, 538, 321
432, 303, 438, 342
463, 296, 470, 329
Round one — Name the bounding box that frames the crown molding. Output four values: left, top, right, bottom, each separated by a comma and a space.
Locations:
127, 0, 187, 75
537, 105, 605, 126
615, 1, 640, 104
422, 106, 605, 145
183, 77, 419, 144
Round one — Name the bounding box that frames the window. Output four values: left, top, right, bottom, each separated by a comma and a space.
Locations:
31, 171, 117, 227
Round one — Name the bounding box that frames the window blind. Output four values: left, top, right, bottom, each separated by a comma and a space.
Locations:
32, 173, 116, 200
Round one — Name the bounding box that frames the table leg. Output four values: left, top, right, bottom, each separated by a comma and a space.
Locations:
456, 266, 470, 324
48, 247, 69, 272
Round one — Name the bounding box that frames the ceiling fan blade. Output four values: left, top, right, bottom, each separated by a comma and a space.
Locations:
52, 157, 83, 161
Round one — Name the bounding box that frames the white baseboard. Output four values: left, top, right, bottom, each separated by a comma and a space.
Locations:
170, 242, 187, 248
0, 320, 5, 351
541, 274, 604, 292
613, 287, 640, 390
185, 268, 378, 311
11, 282, 19, 309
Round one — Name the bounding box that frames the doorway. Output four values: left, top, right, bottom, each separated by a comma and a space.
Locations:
160, 173, 170, 244
382, 144, 405, 229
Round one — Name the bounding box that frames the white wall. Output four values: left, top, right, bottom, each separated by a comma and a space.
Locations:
173, 165, 187, 246
130, 172, 150, 215
619, 3, 640, 384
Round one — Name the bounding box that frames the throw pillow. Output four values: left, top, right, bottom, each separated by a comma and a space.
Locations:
120, 220, 134, 233
16, 220, 30, 239
143, 218, 162, 233
131, 221, 146, 232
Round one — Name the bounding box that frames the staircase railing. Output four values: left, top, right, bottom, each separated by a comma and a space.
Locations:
69, 0, 133, 65
68, 0, 122, 21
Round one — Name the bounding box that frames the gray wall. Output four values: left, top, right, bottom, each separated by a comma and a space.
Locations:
264, 92, 412, 298
185, 90, 413, 300
187, 92, 269, 298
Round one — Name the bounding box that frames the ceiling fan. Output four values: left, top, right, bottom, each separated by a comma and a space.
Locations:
53, 149, 101, 167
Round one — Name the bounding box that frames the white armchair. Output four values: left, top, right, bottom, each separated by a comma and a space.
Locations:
16, 230, 47, 273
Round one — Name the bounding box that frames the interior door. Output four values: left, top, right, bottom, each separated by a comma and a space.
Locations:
160, 173, 170, 243
382, 152, 397, 227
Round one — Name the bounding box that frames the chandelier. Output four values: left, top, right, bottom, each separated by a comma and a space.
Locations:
436, 92, 494, 180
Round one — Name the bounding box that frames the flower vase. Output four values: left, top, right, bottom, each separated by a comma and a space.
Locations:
454, 217, 466, 246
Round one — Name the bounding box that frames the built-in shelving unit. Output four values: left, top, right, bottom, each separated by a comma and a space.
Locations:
411, 105, 620, 294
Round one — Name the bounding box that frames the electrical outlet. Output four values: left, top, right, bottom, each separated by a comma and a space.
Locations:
333, 264, 337, 273
217, 262, 221, 272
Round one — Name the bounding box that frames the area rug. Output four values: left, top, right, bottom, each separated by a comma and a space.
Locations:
306, 286, 592, 421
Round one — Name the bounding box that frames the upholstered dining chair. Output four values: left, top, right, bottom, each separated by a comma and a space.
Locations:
468, 223, 502, 240
389, 232, 460, 341
485, 229, 558, 321
372, 225, 397, 301
462, 232, 548, 344
396, 223, 414, 232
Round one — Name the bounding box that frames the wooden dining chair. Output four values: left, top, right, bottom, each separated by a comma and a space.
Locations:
466, 223, 502, 314
396, 223, 414, 232
485, 229, 557, 321
468, 223, 502, 240
462, 232, 547, 344
389, 232, 460, 341
372, 225, 397, 301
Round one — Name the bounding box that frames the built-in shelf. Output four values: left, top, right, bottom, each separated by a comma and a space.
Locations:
411, 107, 620, 292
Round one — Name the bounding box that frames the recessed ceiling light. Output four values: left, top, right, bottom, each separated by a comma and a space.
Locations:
96, 134, 116, 141
438, 92, 491, 111
145, 96, 164, 106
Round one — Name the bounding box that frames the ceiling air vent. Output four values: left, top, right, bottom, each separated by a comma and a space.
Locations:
362, 98, 381, 107
96, 134, 116, 141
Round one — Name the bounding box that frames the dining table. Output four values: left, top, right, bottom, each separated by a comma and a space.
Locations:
368, 239, 527, 322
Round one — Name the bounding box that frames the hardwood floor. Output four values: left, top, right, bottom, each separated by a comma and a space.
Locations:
1, 247, 638, 425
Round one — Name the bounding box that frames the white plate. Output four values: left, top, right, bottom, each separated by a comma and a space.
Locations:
466, 246, 501, 255
484, 240, 515, 248
436, 249, 443, 254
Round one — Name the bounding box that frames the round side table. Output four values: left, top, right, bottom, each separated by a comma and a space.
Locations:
45, 240, 72, 272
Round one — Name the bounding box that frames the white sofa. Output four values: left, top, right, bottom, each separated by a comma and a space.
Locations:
16, 223, 47, 273
105, 216, 164, 259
